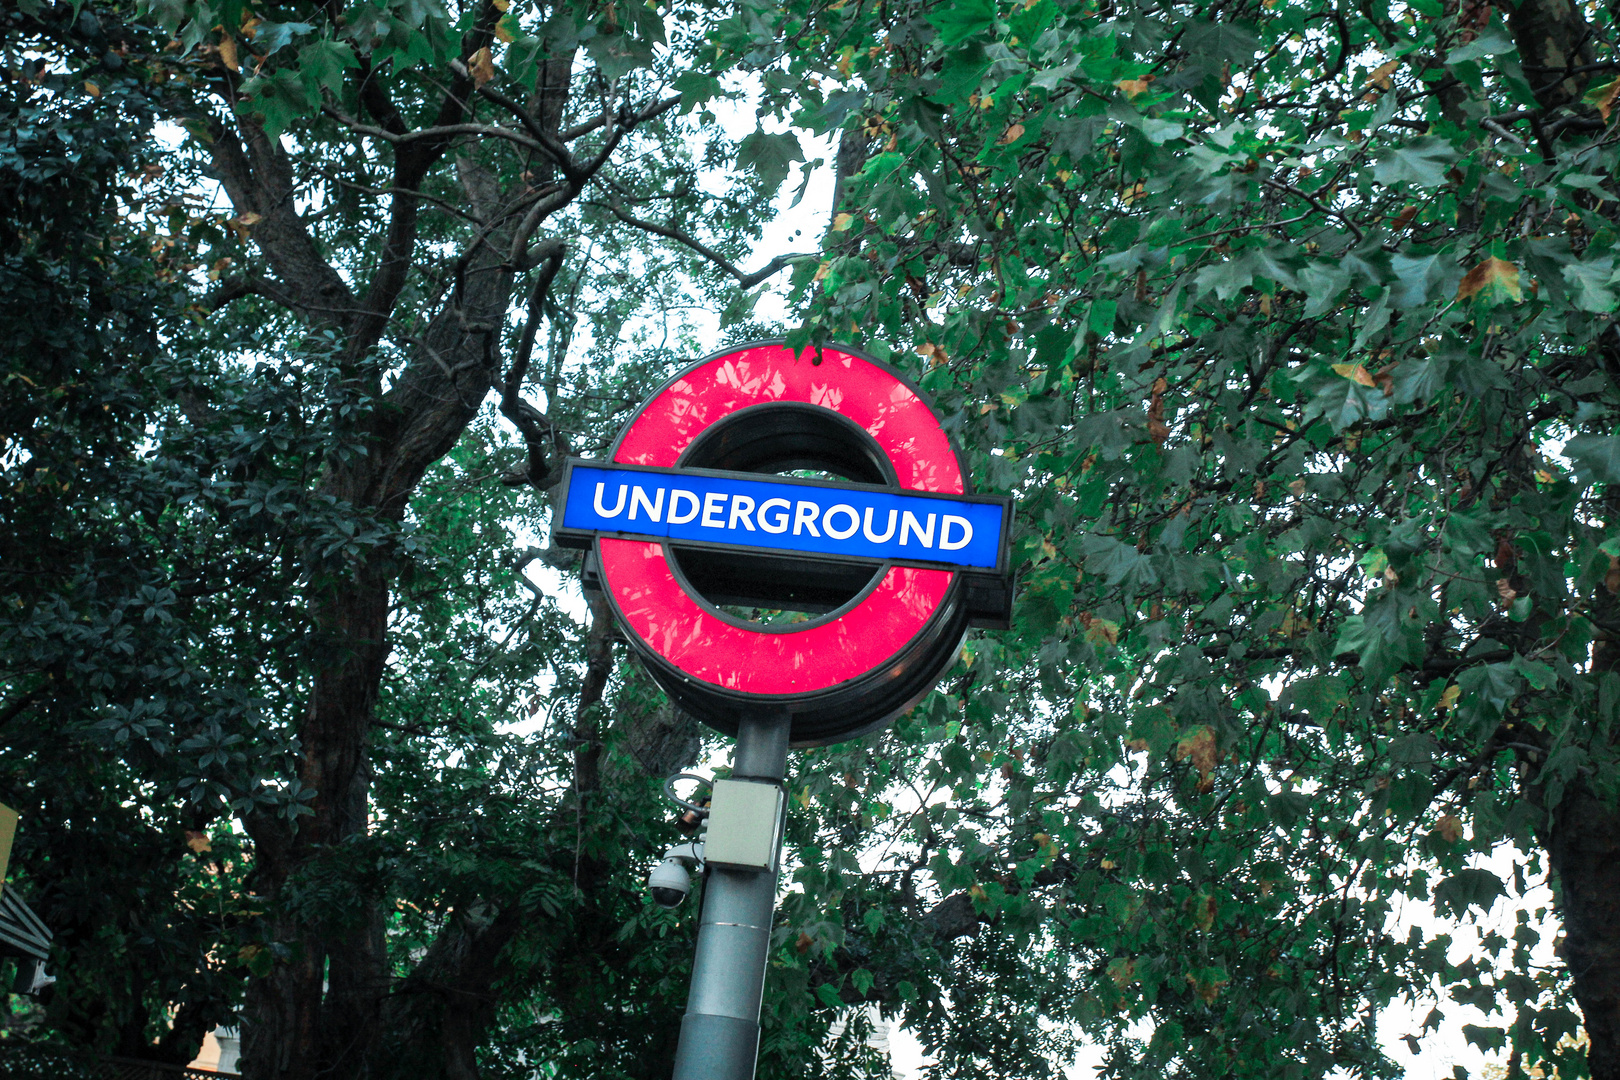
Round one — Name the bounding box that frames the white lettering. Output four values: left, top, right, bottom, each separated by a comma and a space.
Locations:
629, 486, 664, 523
728, 495, 757, 531
668, 490, 700, 524
594, 482, 628, 518
823, 504, 859, 540
939, 515, 973, 550
793, 501, 821, 537
701, 492, 728, 528
758, 498, 791, 533
862, 506, 897, 543
900, 511, 936, 548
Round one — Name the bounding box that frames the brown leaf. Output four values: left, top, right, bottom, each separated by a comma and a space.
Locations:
1457, 256, 1522, 302
1116, 77, 1154, 97
219, 33, 240, 72
1189, 973, 1229, 1003
1083, 615, 1120, 645
1175, 725, 1218, 782
469, 46, 496, 88
998, 122, 1026, 144
795, 931, 813, 953
1434, 814, 1464, 843
1331, 362, 1376, 387
1192, 893, 1217, 931
185, 830, 212, 854
1368, 59, 1399, 89
1147, 419, 1170, 445
1495, 577, 1517, 602
226, 211, 264, 241
1584, 75, 1620, 120
1372, 364, 1397, 395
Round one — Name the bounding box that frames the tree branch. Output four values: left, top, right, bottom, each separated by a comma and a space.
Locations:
320, 105, 547, 155
204, 273, 298, 312
500, 239, 569, 489
601, 202, 814, 288
203, 115, 360, 326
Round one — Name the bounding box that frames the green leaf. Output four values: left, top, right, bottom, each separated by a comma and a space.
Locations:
298, 39, 358, 99
235, 69, 312, 137
1434, 868, 1505, 915
586, 26, 657, 81
1283, 674, 1349, 721
671, 70, 722, 113
737, 129, 804, 193
254, 20, 315, 56
936, 43, 993, 101
928, 0, 998, 48
1372, 137, 1459, 189
1447, 26, 1514, 64
1565, 434, 1620, 484
1560, 255, 1616, 312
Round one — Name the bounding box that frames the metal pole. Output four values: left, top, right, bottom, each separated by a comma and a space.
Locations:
671, 714, 791, 1080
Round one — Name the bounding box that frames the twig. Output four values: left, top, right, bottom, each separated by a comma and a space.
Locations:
601, 202, 815, 288
321, 104, 545, 155
1261, 176, 1365, 242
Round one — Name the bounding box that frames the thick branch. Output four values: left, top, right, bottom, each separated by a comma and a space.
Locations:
204, 117, 360, 326
204, 273, 298, 312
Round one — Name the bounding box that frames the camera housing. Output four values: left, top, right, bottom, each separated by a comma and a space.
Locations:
648, 857, 693, 909
647, 842, 704, 909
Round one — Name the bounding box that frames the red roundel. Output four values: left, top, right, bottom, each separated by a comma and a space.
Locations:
589, 341, 990, 745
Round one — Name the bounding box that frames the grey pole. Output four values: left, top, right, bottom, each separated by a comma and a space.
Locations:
671, 714, 791, 1080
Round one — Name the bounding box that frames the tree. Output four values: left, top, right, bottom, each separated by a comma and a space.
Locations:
8, 0, 1620, 1076
2, 0, 788, 1074
755, 0, 1620, 1075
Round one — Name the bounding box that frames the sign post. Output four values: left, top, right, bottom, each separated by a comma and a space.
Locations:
554, 341, 1013, 1079
670, 713, 790, 1080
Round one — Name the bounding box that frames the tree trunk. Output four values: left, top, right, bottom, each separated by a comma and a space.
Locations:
234, 149, 527, 1080
1543, 779, 1620, 1080
1501, 0, 1619, 1068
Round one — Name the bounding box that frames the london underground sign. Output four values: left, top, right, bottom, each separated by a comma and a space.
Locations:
555, 340, 1013, 746
563, 465, 1004, 569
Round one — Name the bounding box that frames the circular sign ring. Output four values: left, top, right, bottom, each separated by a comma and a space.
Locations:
595, 341, 973, 745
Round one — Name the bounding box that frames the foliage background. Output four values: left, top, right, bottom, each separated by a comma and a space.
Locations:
5, 0, 1620, 1076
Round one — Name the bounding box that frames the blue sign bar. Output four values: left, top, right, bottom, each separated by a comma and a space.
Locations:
560, 464, 1007, 571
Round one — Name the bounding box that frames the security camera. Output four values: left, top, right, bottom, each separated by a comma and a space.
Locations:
649, 857, 692, 908
648, 843, 703, 909
13, 959, 54, 997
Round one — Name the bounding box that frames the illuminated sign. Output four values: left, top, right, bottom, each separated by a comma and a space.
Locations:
555, 341, 1014, 746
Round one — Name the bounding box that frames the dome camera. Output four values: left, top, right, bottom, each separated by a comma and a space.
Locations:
648, 856, 693, 909
647, 842, 703, 909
